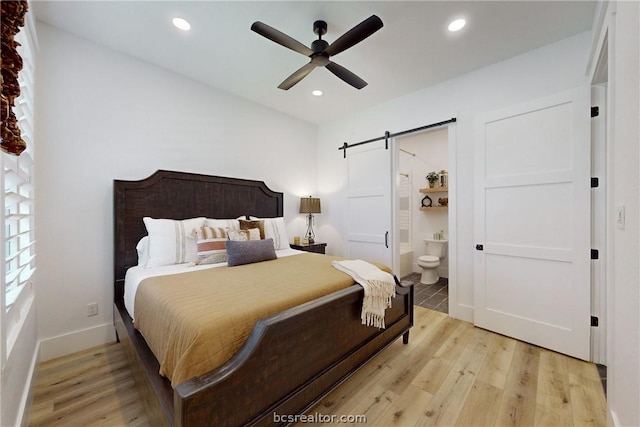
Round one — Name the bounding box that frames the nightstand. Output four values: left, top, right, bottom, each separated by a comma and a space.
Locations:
290, 242, 327, 254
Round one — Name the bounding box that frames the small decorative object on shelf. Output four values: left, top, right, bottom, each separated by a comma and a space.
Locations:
438, 197, 448, 207
426, 171, 439, 188
439, 170, 448, 188
421, 194, 433, 207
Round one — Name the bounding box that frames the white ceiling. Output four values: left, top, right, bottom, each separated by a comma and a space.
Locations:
33, 1, 597, 124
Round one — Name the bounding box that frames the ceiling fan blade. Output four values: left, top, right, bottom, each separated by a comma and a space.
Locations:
325, 61, 367, 89
278, 62, 316, 90
324, 15, 383, 57
251, 21, 314, 56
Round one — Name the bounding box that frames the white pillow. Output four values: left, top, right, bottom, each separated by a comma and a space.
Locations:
143, 217, 205, 267
206, 218, 240, 230
261, 217, 290, 250
136, 236, 150, 266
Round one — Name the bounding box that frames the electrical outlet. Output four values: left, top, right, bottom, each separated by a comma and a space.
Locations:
87, 302, 98, 317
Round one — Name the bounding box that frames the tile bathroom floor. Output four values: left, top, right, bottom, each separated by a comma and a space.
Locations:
402, 272, 448, 314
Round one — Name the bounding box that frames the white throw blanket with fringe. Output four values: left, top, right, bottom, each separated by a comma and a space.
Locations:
332, 259, 396, 329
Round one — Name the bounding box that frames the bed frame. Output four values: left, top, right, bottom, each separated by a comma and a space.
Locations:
113, 170, 414, 426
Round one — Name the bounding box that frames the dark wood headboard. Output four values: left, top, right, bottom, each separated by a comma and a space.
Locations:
113, 170, 283, 300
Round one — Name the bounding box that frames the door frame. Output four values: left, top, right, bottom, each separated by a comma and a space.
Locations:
590, 84, 607, 365
391, 124, 457, 314
588, 9, 609, 366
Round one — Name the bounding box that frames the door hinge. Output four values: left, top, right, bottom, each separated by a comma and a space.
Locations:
591, 249, 599, 260
591, 106, 599, 117
475, 244, 484, 251
591, 316, 599, 327
591, 177, 599, 188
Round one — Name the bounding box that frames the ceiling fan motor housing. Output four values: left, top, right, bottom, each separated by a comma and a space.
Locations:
311, 39, 329, 53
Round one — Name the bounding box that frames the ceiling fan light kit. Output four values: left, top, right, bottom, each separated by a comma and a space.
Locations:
251, 15, 383, 90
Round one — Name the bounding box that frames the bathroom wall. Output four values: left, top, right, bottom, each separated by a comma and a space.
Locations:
397, 128, 449, 277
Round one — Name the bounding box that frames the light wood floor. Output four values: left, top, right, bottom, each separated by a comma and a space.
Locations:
28, 307, 606, 427
28, 342, 149, 427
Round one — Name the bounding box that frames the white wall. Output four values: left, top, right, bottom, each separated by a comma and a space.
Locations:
34, 23, 318, 360
398, 128, 449, 277
317, 31, 591, 321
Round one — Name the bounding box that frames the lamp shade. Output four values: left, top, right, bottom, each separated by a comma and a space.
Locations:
299, 197, 321, 214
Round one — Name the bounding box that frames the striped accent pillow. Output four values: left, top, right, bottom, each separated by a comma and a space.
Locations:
191, 226, 228, 265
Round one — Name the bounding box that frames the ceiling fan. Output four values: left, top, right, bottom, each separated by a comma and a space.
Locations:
251, 15, 383, 90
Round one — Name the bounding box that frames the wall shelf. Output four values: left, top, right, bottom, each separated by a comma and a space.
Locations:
419, 186, 448, 193
419, 206, 448, 211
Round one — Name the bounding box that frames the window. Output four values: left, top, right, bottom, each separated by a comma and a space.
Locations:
2, 13, 36, 361
3, 152, 34, 311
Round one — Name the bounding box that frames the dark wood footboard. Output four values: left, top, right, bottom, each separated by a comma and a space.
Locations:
115, 281, 413, 427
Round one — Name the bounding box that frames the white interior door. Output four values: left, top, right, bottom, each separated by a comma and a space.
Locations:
474, 87, 591, 360
345, 141, 392, 268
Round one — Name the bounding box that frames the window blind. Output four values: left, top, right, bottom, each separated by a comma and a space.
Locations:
3, 23, 35, 311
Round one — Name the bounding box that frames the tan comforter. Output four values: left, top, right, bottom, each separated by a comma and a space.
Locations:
134, 253, 374, 387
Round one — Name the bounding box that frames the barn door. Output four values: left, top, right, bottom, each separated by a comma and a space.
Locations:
344, 141, 393, 268
474, 87, 591, 360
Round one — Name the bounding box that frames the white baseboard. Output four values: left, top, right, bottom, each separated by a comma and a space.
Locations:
39, 323, 117, 362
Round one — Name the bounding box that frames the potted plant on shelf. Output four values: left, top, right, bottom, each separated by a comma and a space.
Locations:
426, 171, 439, 188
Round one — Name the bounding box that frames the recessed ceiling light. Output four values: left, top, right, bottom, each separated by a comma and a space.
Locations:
448, 18, 466, 32
312, 90, 323, 97
172, 17, 191, 31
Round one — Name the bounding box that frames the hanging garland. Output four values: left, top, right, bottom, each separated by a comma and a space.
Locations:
1, 0, 29, 156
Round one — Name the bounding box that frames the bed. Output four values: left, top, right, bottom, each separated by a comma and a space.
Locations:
113, 170, 414, 426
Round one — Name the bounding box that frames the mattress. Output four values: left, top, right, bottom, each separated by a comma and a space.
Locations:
130, 251, 359, 386
123, 247, 304, 321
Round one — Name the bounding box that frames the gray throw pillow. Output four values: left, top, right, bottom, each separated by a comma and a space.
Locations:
226, 238, 277, 266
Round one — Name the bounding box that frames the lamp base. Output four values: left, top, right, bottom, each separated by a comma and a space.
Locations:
305, 213, 315, 244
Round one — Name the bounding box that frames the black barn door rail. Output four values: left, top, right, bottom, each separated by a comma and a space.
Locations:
338, 117, 457, 158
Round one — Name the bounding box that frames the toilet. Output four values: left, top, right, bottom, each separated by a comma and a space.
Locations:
417, 238, 448, 285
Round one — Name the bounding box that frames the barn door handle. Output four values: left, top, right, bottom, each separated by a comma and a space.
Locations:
385, 231, 389, 248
